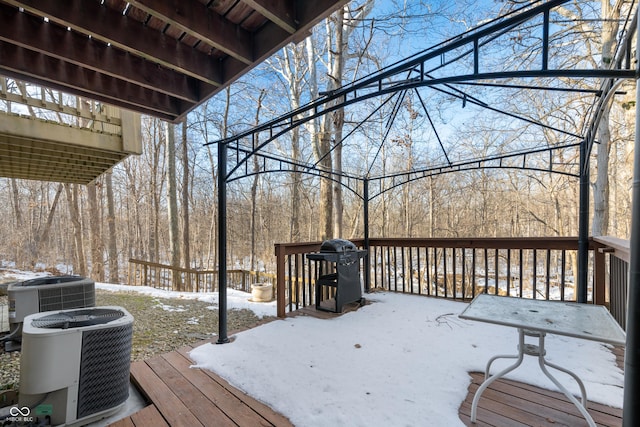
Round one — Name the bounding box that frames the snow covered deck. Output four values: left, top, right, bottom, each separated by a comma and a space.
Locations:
112, 294, 624, 427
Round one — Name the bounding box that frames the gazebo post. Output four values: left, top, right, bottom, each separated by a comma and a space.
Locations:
577, 139, 589, 304
217, 141, 229, 344
623, 19, 640, 424
363, 178, 370, 292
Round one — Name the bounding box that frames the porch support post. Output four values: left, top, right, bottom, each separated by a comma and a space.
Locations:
623, 19, 640, 424
217, 142, 229, 344
363, 178, 370, 292
577, 138, 589, 304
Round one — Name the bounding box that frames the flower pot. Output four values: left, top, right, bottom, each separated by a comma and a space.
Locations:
251, 283, 273, 302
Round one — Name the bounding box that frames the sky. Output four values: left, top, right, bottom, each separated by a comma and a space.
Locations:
1, 269, 624, 426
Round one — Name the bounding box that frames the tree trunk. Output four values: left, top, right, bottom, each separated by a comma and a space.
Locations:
250, 91, 265, 271
11, 178, 22, 228
26, 183, 64, 269
331, 9, 345, 238
87, 181, 105, 281
65, 184, 86, 276
181, 120, 191, 269
319, 130, 334, 240
166, 122, 182, 289
105, 171, 120, 282
290, 125, 302, 242
305, 36, 333, 240
591, 0, 621, 236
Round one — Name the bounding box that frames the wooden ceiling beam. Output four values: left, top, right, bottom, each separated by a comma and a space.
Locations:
0, 42, 184, 121
0, 4, 205, 103
0, 0, 349, 122
220, 0, 348, 86
242, 0, 297, 34
128, 0, 254, 65
4, 0, 226, 86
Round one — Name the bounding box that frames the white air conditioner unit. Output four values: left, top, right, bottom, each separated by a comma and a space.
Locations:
20, 306, 134, 427
5, 276, 95, 350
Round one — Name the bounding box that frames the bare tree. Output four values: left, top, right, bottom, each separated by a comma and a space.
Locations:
182, 119, 191, 269
87, 181, 105, 281
592, 0, 624, 236
105, 171, 119, 282
250, 90, 266, 271
65, 184, 86, 276
166, 121, 182, 288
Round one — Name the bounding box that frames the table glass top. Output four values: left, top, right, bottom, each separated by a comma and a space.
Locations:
459, 294, 626, 345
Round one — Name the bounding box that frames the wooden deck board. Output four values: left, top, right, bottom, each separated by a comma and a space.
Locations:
129, 405, 170, 427
111, 343, 292, 427
130, 361, 203, 427
176, 345, 294, 427
459, 372, 623, 426
109, 405, 167, 427
145, 356, 237, 427
163, 350, 276, 426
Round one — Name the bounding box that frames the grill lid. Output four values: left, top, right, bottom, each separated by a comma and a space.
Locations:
320, 239, 357, 253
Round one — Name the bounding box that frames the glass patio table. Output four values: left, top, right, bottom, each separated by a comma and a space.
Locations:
459, 293, 626, 427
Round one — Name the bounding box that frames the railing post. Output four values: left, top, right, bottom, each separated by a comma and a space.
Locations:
594, 245, 606, 306
275, 244, 286, 318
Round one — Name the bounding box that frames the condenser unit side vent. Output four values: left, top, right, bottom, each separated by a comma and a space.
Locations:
38, 283, 96, 312
77, 323, 133, 419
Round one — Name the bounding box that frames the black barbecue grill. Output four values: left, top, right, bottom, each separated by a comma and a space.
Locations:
307, 239, 367, 313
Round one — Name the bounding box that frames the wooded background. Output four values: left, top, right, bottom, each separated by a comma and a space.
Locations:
0, 0, 635, 283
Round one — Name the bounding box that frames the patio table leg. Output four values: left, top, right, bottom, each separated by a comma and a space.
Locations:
535, 333, 594, 427
471, 329, 594, 427
484, 353, 519, 381
471, 330, 526, 423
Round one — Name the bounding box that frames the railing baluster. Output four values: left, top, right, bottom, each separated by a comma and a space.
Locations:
416, 246, 422, 295
294, 253, 300, 310
484, 248, 489, 295
519, 249, 524, 297
386, 246, 392, 291
472, 248, 476, 297
425, 247, 431, 296
452, 247, 456, 298
393, 246, 399, 292
546, 249, 551, 300
434, 248, 439, 297
561, 250, 566, 301
373, 245, 378, 289
461, 248, 466, 299
401, 246, 406, 293
408, 246, 414, 294
506, 249, 511, 297
533, 249, 538, 299
494, 248, 499, 295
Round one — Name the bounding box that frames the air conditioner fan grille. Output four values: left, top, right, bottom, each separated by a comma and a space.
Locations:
31, 308, 125, 329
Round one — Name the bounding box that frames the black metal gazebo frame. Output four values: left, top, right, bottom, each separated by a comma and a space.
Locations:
209, 1, 640, 423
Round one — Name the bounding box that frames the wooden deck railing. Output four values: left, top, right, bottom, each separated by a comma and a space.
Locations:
593, 236, 630, 330
127, 259, 275, 294
274, 237, 616, 319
